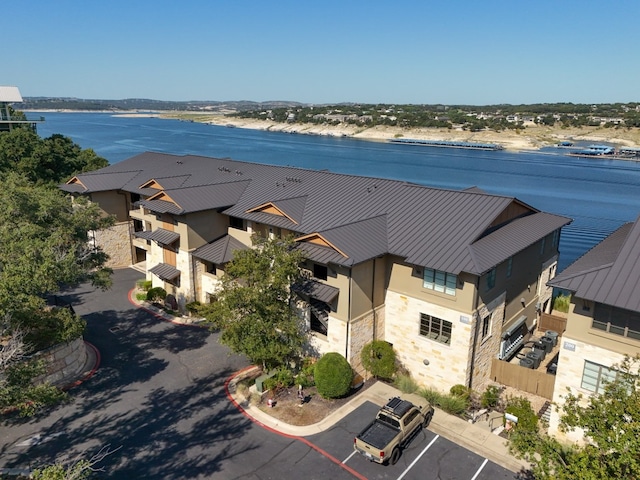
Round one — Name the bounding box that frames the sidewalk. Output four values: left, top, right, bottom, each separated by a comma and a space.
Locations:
228, 376, 530, 474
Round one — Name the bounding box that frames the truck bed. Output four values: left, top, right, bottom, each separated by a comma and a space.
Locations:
356, 419, 399, 450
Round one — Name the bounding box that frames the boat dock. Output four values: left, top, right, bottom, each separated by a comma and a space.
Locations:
389, 138, 504, 150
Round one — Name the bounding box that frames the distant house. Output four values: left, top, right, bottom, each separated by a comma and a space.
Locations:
0, 86, 43, 133
547, 215, 640, 442
62, 153, 570, 391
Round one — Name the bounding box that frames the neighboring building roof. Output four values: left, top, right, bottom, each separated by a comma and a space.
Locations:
192, 235, 249, 264
64, 152, 571, 274
0, 86, 22, 103
549, 216, 640, 313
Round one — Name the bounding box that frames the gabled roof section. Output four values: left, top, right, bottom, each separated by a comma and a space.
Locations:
296, 233, 348, 258
139, 175, 190, 191
192, 235, 249, 264
317, 216, 388, 266
60, 171, 143, 193
246, 195, 307, 225
550, 216, 640, 313
469, 212, 572, 275
160, 181, 250, 214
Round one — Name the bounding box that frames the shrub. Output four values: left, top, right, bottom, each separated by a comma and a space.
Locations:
481, 385, 501, 409
438, 394, 469, 415
263, 367, 294, 392
450, 384, 471, 400
360, 340, 396, 379
505, 396, 538, 432
146, 287, 167, 303
553, 293, 570, 313
135, 292, 147, 302
418, 387, 444, 406
314, 352, 353, 399
185, 301, 201, 315
394, 374, 419, 394
295, 357, 316, 388
136, 279, 152, 291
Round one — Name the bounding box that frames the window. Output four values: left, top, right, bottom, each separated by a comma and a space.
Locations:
419, 313, 452, 345
423, 268, 456, 296
486, 268, 496, 291
313, 263, 328, 280
205, 262, 216, 275
481, 314, 491, 339
540, 237, 546, 255
229, 216, 245, 230
506, 257, 513, 278
581, 360, 617, 394
592, 303, 640, 340
552, 229, 560, 248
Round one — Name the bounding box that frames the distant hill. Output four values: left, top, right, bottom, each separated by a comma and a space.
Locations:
17, 97, 305, 112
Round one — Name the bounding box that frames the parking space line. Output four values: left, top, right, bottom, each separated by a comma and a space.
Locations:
470, 458, 488, 480
396, 434, 439, 480
342, 450, 358, 464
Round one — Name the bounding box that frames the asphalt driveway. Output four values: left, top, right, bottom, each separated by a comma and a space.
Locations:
0, 268, 356, 479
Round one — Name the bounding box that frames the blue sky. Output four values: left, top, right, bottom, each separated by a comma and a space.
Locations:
8, 0, 640, 105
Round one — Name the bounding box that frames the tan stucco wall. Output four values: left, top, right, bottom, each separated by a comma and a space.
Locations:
90, 191, 129, 221
385, 290, 473, 391
386, 256, 477, 314
183, 210, 229, 250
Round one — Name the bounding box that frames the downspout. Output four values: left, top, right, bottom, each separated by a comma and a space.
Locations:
372, 258, 377, 341
467, 276, 481, 390
346, 266, 352, 360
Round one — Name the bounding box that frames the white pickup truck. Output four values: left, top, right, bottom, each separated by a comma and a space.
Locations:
353, 394, 434, 465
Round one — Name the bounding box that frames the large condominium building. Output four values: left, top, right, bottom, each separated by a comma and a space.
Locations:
62, 152, 570, 391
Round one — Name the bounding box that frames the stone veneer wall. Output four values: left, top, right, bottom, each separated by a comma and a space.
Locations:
95, 222, 132, 268
385, 291, 473, 391
548, 336, 626, 443
469, 293, 506, 390
347, 306, 386, 378
32, 337, 88, 387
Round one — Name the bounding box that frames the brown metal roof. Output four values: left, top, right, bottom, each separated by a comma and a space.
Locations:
149, 263, 180, 281
550, 216, 640, 313
66, 152, 571, 275
192, 235, 249, 264
293, 280, 340, 304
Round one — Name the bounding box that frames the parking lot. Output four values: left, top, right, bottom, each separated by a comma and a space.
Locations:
303, 401, 518, 480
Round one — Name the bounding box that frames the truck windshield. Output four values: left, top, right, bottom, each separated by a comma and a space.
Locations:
377, 413, 400, 429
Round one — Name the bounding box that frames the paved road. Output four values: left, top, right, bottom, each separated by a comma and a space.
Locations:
0, 268, 519, 479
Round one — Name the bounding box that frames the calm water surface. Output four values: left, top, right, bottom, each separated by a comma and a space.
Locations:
37, 112, 640, 271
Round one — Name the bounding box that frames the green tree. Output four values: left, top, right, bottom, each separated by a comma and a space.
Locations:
510, 355, 640, 479
199, 235, 306, 370
360, 340, 396, 379
0, 129, 108, 184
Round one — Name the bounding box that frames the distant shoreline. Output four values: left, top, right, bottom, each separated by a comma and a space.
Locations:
26, 109, 640, 154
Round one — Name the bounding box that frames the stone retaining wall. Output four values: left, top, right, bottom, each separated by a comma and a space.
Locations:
32, 336, 88, 386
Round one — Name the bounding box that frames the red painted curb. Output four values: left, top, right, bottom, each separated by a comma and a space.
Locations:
224, 367, 367, 480
62, 340, 101, 390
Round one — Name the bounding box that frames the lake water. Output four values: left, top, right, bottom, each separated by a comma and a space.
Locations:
37, 112, 640, 272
